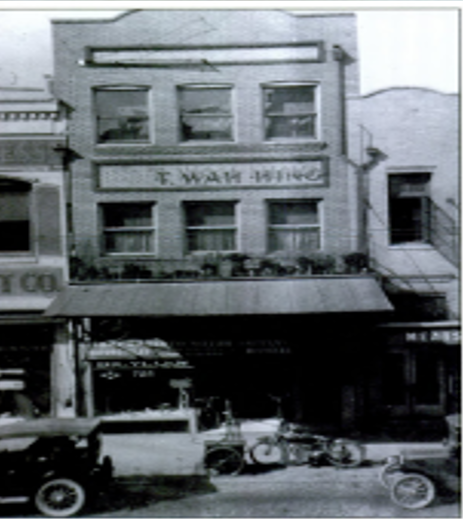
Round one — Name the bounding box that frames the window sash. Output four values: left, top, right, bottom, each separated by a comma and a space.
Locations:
95, 88, 150, 143
179, 86, 233, 141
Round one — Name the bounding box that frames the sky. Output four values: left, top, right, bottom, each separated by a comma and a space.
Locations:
0, 1, 459, 96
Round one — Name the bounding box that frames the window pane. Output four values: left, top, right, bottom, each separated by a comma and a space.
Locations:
186, 203, 235, 227
269, 202, 318, 225
0, 190, 30, 252
269, 228, 320, 253
179, 87, 233, 141
264, 86, 315, 114
104, 231, 153, 254
0, 221, 30, 252
96, 89, 149, 143
104, 205, 152, 228
264, 86, 316, 140
179, 88, 231, 114
187, 229, 235, 252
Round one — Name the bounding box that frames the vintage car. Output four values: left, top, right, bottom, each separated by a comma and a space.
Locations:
380, 414, 460, 510
0, 418, 113, 517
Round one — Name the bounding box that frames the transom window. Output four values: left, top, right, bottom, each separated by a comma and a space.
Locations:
95, 87, 149, 143
263, 83, 318, 140
0, 179, 31, 253
185, 202, 236, 252
268, 200, 321, 253
389, 173, 431, 245
102, 203, 155, 254
178, 85, 233, 142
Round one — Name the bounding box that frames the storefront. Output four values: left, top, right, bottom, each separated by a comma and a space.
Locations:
363, 322, 460, 436
46, 276, 393, 431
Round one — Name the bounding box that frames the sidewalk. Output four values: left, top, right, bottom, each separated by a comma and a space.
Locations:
102, 419, 446, 477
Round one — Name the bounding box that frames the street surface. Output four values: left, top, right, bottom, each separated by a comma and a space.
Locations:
93, 463, 459, 517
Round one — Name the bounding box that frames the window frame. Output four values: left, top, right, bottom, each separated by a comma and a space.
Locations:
0, 179, 33, 256
388, 172, 432, 247
184, 201, 238, 254
177, 84, 235, 144
261, 82, 320, 142
266, 199, 323, 254
94, 85, 152, 145
100, 202, 156, 256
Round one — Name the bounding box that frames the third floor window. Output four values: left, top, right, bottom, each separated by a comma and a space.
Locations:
263, 83, 318, 140
178, 85, 234, 142
95, 87, 150, 144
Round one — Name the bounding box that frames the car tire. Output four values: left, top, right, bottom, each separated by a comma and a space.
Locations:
390, 473, 436, 510
34, 478, 86, 517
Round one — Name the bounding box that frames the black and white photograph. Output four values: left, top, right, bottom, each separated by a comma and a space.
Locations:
0, 1, 459, 517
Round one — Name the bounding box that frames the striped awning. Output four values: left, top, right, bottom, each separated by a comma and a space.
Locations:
45, 276, 392, 317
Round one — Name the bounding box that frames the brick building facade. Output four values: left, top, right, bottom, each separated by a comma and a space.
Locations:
48, 10, 394, 431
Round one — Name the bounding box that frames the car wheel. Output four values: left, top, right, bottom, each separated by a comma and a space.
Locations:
390, 473, 436, 510
35, 478, 86, 517
204, 447, 244, 476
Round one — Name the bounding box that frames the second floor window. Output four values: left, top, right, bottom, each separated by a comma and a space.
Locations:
178, 85, 233, 142
389, 173, 431, 245
268, 200, 321, 253
102, 203, 155, 254
0, 180, 31, 253
95, 87, 150, 144
263, 83, 318, 140
185, 202, 236, 252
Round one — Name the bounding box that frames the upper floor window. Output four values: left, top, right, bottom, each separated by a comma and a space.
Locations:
178, 85, 233, 142
268, 200, 321, 253
263, 83, 318, 140
389, 173, 431, 245
95, 87, 150, 144
0, 179, 31, 253
101, 203, 155, 255
185, 202, 236, 252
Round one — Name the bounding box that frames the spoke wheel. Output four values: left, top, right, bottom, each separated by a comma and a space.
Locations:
250, 439, 283, 465
35, 478, 86, 517
204, 447, 244, 476
326, 439, 365, 468
390, 473, 436, 510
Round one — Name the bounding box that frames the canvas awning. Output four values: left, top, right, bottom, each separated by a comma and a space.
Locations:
45, 277, 392, 317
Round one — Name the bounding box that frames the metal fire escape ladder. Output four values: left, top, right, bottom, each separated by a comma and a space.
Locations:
427, 197, 460, 268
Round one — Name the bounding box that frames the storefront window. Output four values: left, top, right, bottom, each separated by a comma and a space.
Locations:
263, 83, 318, 140
178, 85, 234, 142
185, 202, 236, 252
0, 179, 31, 253
267, 200, 320, 253
95, 87, 150, 143
102, 203, 155, 254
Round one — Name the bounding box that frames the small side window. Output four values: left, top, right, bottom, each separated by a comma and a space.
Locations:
0, 179, 31, 253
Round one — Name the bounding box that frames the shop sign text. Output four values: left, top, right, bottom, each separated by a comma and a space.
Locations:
0, 269, 62, 296
405, 329, 460, 345
99, 161, 327, 190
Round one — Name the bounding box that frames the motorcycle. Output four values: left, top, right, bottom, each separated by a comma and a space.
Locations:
250, 420, 365, 468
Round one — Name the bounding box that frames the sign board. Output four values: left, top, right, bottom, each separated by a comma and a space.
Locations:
405, 329, 460, 345
98, 161, 327, 190
0, 268, 63, 296
0, 380, 25, 391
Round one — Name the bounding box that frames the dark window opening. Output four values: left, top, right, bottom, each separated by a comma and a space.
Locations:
0, 182, 31, 253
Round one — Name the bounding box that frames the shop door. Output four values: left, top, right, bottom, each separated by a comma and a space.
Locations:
383, 347, 445, 417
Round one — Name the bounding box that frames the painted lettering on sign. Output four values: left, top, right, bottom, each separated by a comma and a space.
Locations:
0, 269, 62, 296
99, 161, 327, 190
405, 329, 460, 345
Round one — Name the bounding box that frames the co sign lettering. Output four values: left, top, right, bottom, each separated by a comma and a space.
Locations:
0, 272, 60, 295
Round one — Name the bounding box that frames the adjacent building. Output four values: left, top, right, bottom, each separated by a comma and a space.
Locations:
348, 87, 460, 434
0, 83, 75, 418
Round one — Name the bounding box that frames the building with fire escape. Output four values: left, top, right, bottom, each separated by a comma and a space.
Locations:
348, 87, 460, 436
46, 9, 400, 433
